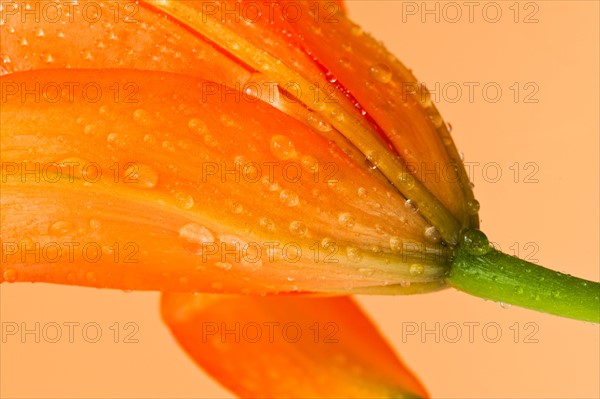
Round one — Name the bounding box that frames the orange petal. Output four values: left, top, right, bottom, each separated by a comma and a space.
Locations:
1, 68, 447, 293
0, 0, 250, 84
161, 293, 429, 398
2, 0, 477, 244
280, 0, 477, 228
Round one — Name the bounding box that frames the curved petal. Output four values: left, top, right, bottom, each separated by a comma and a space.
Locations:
146, 0, 473, 243
1, 68, 448, 293
161, 293, 429, 398
1, 0, 478, 244
280, 0, 477, 228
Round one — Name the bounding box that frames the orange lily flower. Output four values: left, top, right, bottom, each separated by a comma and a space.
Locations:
0, 0, 454, 396
1, 1, 598, 398
2, 0, 476, 293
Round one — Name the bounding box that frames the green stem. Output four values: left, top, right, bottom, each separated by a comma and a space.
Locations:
446, 230, 600, 323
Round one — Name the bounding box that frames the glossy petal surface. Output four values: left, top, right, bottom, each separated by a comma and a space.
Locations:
161, 293, 429, 398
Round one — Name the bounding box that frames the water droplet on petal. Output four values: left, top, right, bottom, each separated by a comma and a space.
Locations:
89, 219, 102, 230
467, 199, 480, 215
428, 110, 444, 128
390, 236, 402, 252
259, 217, 275, 232
369, 63, 392, 83
175, 192, 194, 210
409, 264, 424, 276
3, 269, 18, 282
351, 25, 363, 36
126, 164, 158, 189
279, 189, 299, 207
424, 226, 441, 243
300, 155, 319, 174
133, 109, 152, 127
215, 262, 233, 271
358, 268, 375, 277
270, 135, 297, 160
404, 199, 418, 213
203, 134, 218, 148
83, 124, 97, 136
357, 187, 368, 199
229, 201, 243, 214
346, 247, 362, 262
289, 221, 307, 236
49, 220, 75, 236
179, 223, 215, 255
86, 271, 97, 283
307, 112, 333, 132
338, 212, 355, 229
188, 118, 207, 135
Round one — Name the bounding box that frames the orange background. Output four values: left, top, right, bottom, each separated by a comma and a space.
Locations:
1, 1, 598, 398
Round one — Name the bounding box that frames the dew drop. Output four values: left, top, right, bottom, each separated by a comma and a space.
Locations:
409, 264, 424, 276
270, 135, 297, 160
49, 220, 75, 236
229, 201, 243, 214
107, 132, 119, 143
350, 25, 363, 36
365, 151, 381, 169
462, 229, 490, 256
188, 118, 207, 135
66, 273, 77, 283
359, 268, 375, 277
515, 286, 524, 295
3, 269, 18, 282
466, 199, 480, 215
300, 155, 319, 174
389, 236, 402, 252
424, 226, 441, 243
346, 247, 362, 262
85, 271, 97, 283
369, 63, 393, 84
215, 262, 233, 271
312, 100, 327, 112
338, 212, 355, 229
329, 108, 345, 122
203, 134, 218, 148
219, 114, 236, 127
404, 199, 418, 213
259, 217, 275, 232
179, 223, 215, 255
357, 187, 368, 199
307, 112, 333, 132
83, 124, 97, 136
289, 221, 307, 236
175, 192, 194, 210
89, 219, 102, 230
279, 189, 299, 207
125, 164, 158, 189
133, 109, 152, 126
143, 134, 155, 144
321, 237, 335, 249
261, 176, 279, 191
428, 110, 444, 128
